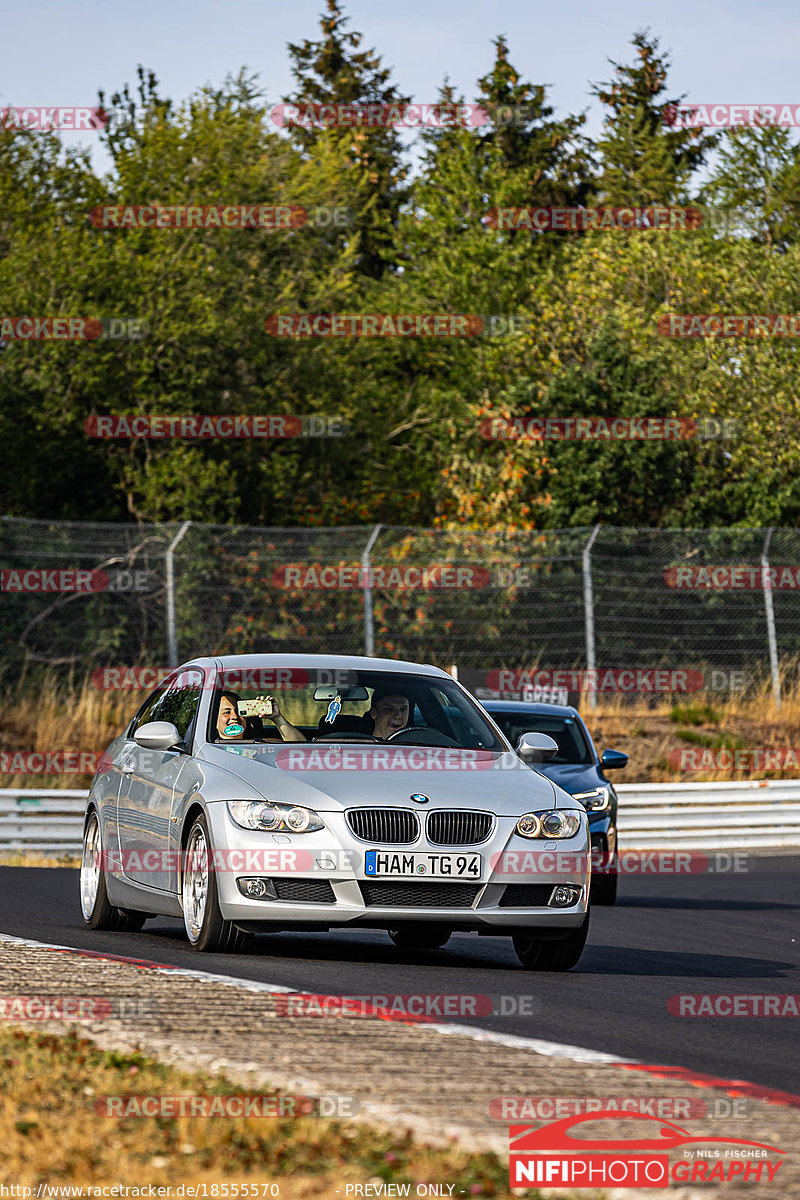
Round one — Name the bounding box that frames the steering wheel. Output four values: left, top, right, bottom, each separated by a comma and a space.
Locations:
386, 726, 460, 747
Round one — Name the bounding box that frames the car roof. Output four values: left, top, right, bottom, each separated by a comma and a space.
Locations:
482, 700, 583, 719
179, 653, 450, 678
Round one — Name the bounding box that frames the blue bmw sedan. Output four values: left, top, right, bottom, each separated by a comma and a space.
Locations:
482, 700, 628, 904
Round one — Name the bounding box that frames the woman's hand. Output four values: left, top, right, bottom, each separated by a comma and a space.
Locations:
256, 695, 305, 743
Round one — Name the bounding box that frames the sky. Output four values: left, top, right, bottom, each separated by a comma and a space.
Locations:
3, 0, 800, 174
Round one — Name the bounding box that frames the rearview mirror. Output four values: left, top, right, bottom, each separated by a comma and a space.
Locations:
516, 732, 558, 763
133, 721, 182, 751
601, 748, 629, 770
313, 685, 369, 701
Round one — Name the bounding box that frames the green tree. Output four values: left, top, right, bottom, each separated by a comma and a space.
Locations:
475, 35, 593, 208
702, 125, 800, 250
592, 30, 717, 205
283, 0, 410, 278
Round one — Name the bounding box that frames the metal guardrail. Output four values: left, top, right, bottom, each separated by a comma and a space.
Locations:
617, 780, 800, 848
1, 781, 799, 854
0, 790, 86, 853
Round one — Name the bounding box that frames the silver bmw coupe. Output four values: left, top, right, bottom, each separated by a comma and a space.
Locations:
80, 654, 591, 969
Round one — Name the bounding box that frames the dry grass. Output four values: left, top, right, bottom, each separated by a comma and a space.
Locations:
585, 672, 800, 781
4, 670, 800, 788
0, 852, 79, 867
0, 671, 134, 789
0, 1026, 517, 1196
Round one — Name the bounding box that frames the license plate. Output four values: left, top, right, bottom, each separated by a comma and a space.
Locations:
365, 850, 482, 878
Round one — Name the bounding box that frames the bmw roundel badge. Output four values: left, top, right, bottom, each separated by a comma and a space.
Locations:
410, 793, 430, 804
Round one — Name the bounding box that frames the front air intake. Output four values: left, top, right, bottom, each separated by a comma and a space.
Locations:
426, 810, 493, 845
346, 808, 420, 844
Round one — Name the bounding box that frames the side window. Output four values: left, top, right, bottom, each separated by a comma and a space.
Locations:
129, 684, 170, 736
153, 669, 204, 742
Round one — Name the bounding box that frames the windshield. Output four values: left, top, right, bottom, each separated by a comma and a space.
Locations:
208, 668, 508, 751
486, 711, 593, 765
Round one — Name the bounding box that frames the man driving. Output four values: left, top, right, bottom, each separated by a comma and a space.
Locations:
367, 689, 411, 740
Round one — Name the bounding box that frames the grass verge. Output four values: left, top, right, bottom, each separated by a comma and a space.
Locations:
0, 1027, 525, 1197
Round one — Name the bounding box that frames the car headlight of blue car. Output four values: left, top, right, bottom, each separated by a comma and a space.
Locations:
572, 786, 611, 812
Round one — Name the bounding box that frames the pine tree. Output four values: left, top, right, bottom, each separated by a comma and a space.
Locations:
475, 35, 592, 207
283, 0, 409, 278
592, 30, 717, 205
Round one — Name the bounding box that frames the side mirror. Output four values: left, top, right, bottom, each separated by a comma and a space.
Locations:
133, 721, 182, 751
516, 732, 558, 763
601, 748, 629, 770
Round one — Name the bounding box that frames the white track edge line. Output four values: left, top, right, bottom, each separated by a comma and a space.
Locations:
0, 930, 636, 1066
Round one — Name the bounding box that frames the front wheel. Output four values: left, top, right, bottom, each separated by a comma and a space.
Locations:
182, 815, 252, 953
80, 811, 147, 931
388, 925, 451, 950
512, 913, 590, 971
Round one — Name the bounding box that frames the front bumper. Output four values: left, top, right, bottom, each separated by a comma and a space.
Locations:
206, 803, 591, 931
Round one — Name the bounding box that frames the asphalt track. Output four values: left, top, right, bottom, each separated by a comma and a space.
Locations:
1, 858, 798, 1093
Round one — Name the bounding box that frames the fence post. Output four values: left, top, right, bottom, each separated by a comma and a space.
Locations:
165, 521, 192, 668
362, 524, 382, 656
583, 525, 601, 711
761, 527, 781, 709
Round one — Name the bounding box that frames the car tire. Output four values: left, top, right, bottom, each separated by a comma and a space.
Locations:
591, 872, 618, 905
387, 925, 451, 950
181, 813, 252, 953
512, 912, 590, 971
80, 811, 148, 932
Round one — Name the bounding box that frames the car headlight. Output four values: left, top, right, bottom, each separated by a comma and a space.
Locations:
573, 786, 610, 812
515, 810, 583, 839
227, 800, 324, 833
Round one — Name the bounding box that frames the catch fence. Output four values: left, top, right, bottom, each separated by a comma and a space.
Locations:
3, 517, 800, 705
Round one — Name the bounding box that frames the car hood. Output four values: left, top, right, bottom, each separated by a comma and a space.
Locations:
196, 743, 565, 814
537, 762, 604, 795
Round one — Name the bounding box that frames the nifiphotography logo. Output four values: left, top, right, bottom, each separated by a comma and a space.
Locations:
508, 1110, 784, 1188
